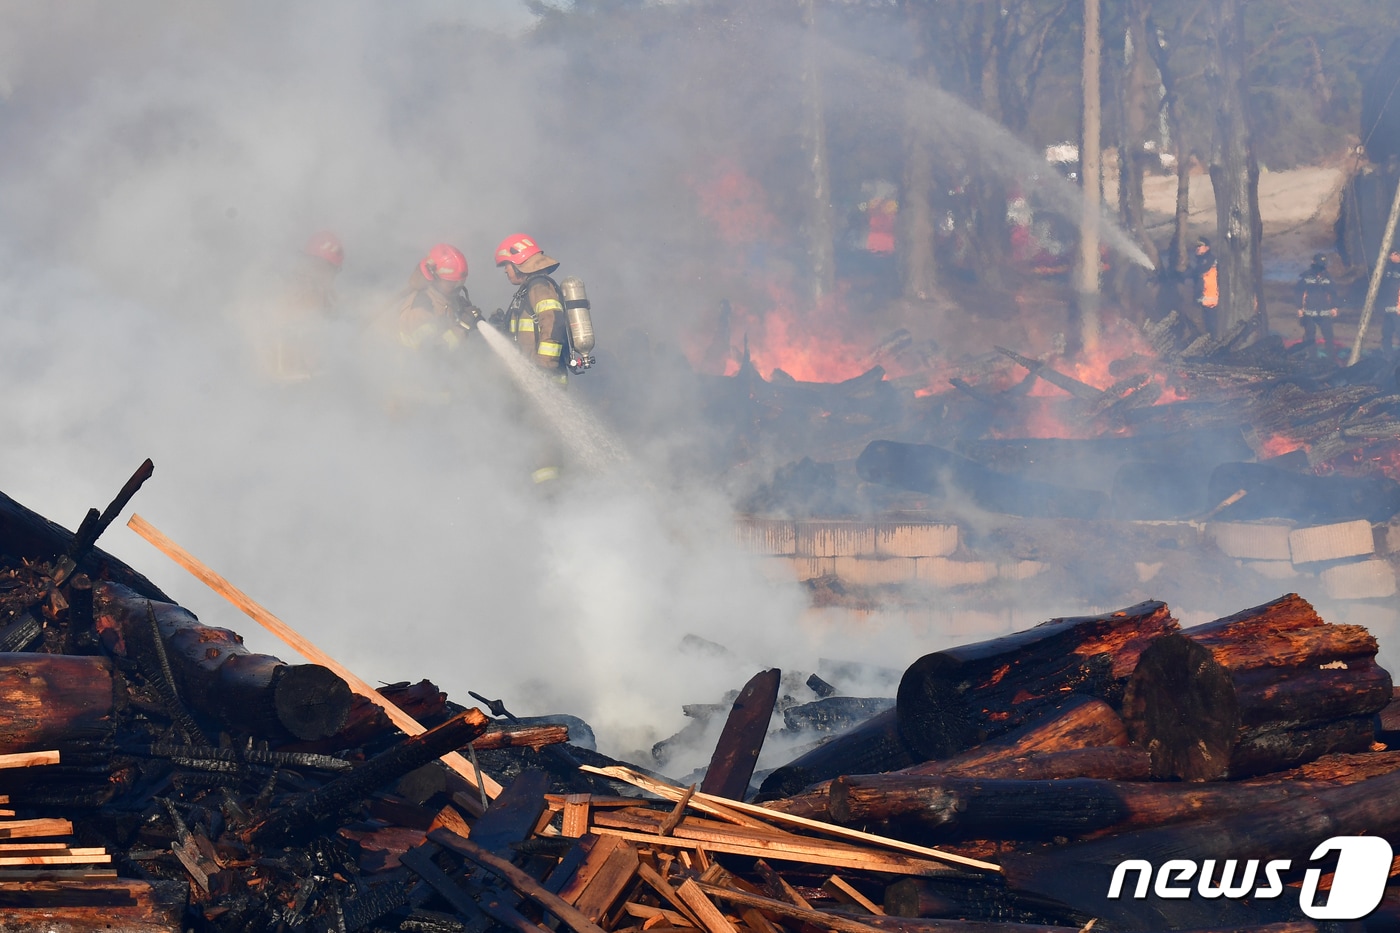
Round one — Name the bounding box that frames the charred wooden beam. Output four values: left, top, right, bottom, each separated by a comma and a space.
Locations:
701, 668, 780, 800
93, 581, 352, 742
1123, 593, 1393, 780
896, 602, 1178, 761
244, 708, 490, 844
758, 708, 919, 800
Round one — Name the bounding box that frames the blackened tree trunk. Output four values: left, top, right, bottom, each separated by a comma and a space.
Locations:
900, 5, 939, 302
1206, 0, 1266, 339
799, 0, 836, 306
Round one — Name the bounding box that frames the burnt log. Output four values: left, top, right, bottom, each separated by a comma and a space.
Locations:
93, 581, 352, 742
896, 602, 1178, 761
829, 771, 1371, 841
1122, 593, 1393, 780
244, 707, 490, 844
901, 696, 1129, 777
0, 489, 169, 603
1208, 461, 1400, 523
757, 708, 919, 800
926, 747, 1150, 782
1001, 767, 1400, 930
0, 653, 114, 756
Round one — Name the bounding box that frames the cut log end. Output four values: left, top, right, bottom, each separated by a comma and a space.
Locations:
273, 664, 354, 741
1123, 633, 1239, 781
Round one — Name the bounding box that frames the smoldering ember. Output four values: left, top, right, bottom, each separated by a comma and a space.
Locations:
7, 3, 1400, 933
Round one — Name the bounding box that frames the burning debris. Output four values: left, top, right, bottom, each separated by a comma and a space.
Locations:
0, 467, 1396, 932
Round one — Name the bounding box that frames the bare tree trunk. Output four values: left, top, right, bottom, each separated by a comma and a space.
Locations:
1072, 0, 1103, 355
1110, 0, 1159, 318
799, 0, 836, 307
1206, 0, 1264, 339
900, 19, 939, 303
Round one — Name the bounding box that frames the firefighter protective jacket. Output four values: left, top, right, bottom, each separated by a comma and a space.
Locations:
1384, 258, 1400, 313
1295, 268, 1338, 317
1191, 249, 1218, 309
397, 268, 478, 351
506, 273, 570, 377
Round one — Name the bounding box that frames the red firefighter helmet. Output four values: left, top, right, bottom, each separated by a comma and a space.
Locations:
304, 231, 344, 268
494, 233, 542, 267
420, 243, 468, 282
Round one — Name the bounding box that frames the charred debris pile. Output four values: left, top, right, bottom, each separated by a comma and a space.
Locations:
728, 314, 1400, 529
0, 474, 1397, 931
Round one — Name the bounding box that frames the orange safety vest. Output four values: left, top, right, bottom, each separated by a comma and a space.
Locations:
1200, 263, 1219, 308
865, 199, 896, 254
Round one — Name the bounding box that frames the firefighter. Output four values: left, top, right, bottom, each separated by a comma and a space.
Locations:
1190, 236, 1219, 335
493, 233, 575, 382
1295, 252, 1339, 358
493, 233, 593, 486
397, 243, 481, 352
265, 230, 343, 382
1382, 249, 1400, 353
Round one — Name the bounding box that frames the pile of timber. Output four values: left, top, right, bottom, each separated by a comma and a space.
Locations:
4, 473, 1400, 932
751, 593, 1400, 931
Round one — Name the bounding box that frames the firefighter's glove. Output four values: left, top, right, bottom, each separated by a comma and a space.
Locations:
453, 306, 482, 332
1297, 309, 1306, 319
488, 309, 509, 334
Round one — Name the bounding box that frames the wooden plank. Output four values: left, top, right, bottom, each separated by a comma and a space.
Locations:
676, 879, 739, 933
544, 837, 595, 896
427, 828, 610, 933
623, 901, 693, 926
571, 837, 640, 923
470, 770, 550, 858
659, 785, 695, 837
562, 794, 591, 838
700, 669, 780, 800
0, 854, 111, 866
588, 827, 952, 878
822, 876, 883, 916
127, 513, 501, 798
752, 859, 813, 911
0, 819, 72, 840
696, 882, 883, 933
0, 751, 59, 769
636, 862, 704, 928
556, 834, 624, 905
581, 765, 999, 873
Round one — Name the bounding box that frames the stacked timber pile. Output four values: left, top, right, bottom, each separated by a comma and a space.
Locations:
752, 594, 1400, 931
2, 467, 1399, 931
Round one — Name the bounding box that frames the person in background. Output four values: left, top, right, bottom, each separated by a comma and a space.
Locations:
264, 230, 344, 382
1190, 236, 1219, 336
1381, 248, 1400, 353
396, 242, 481, 353
1295, 252, 1340, 358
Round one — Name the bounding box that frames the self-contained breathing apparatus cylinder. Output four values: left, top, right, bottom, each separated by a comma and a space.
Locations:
560, 276, 595, 371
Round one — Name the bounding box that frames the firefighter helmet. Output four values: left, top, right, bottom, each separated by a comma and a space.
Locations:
495, 233, 559, 274
304, 231, 344, 268
421, 243, 468, 282
1312, 252, 1329, 267
495, 233, 542, 267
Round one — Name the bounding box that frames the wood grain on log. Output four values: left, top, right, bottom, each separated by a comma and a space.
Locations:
0, 654, 113, 756
897, 602, 1177, 760
1122, 593, 1392, 780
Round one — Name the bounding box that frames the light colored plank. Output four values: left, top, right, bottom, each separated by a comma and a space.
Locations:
0, 819, 72, 840
589, 827, 951, 878
0, 751, 59, 769
823, 876, 884, 916
581, 764, 998, 873
0, 854, 111, 866
675, 879, 738, 933
562, 795, 591, 838
128, 513, 503, 799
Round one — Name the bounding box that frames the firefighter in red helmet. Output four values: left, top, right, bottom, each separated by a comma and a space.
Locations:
397, 242, 481, 352
492, 233, 576, 381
